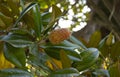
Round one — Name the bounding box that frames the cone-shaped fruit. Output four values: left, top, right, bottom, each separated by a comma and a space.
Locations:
49, 28, 71, 44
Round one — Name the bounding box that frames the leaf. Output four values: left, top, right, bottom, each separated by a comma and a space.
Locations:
0, 51, 14, 69
0, 18, 6, 29
22, 13, 35, 29
110, 41, 120, 60
4, 43, 26, 67
99, 44, 110, 57
46, 60, 54, 70
109, 61, 120, 77
44, 45, 78, 51
0, 68, 33, 77
44, 5, 62, 35
98, 35, 108, 49
98, 34, 117, 58
106, 33, 114, 46
10, 28, 29, 35
98, 35, 109, 57
14, 2, 37, 27
88, 31, 101, 47
28, 54, 51, 72
46, 58, 63, 70
0, 12, 13, 28
44, 46, 81, 61
52, 58, 62, 69
48, 68, 79, 77
93, 69, 110, 77
29, 43, 39, 56
0, 42, 3, 50
0, 4, 12, 17
32, 4, 43, 38
42, 12, 51, 26
62, 40, 80, 49
60, 50, 71, 68
28, 44, 50, 71
69, 35, 87, 49
74, 48, 99, 71
2, 33, 33, 48
51, 5, 62, 22
7, 0, 19, 15
78, 37, 88, 47
44, 47, 60, 60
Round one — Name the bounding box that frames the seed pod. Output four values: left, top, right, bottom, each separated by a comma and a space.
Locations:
49, 28, 71, 44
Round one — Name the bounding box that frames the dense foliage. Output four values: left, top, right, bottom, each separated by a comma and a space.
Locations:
0, 0, 120, 77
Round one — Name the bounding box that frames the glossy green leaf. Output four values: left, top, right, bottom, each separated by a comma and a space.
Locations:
48, 68, 79, 77
10, 28, 33, 36
109, 61, 120, 77
44, 47, 61, 60
62, 40, 80, 49
69, 35, 87, 49
28, 54, 50, 72
88, 31, 101, 47
14, 2, 37, 27
98, 35, 108, 49
42, 12, 51, 26
32, 4, 43, 38
74, 48, 99, 71
0, 68, 33, 77
44, 46, 81, 61
28, 43, 50, 71
98, 35, 110, 57
93, 69, 110, 77
29, 43, 39, 56
60, 50, 71, 68
2, 33, 33, 48
43, 42, 79, 50
4, 43, 26, 67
